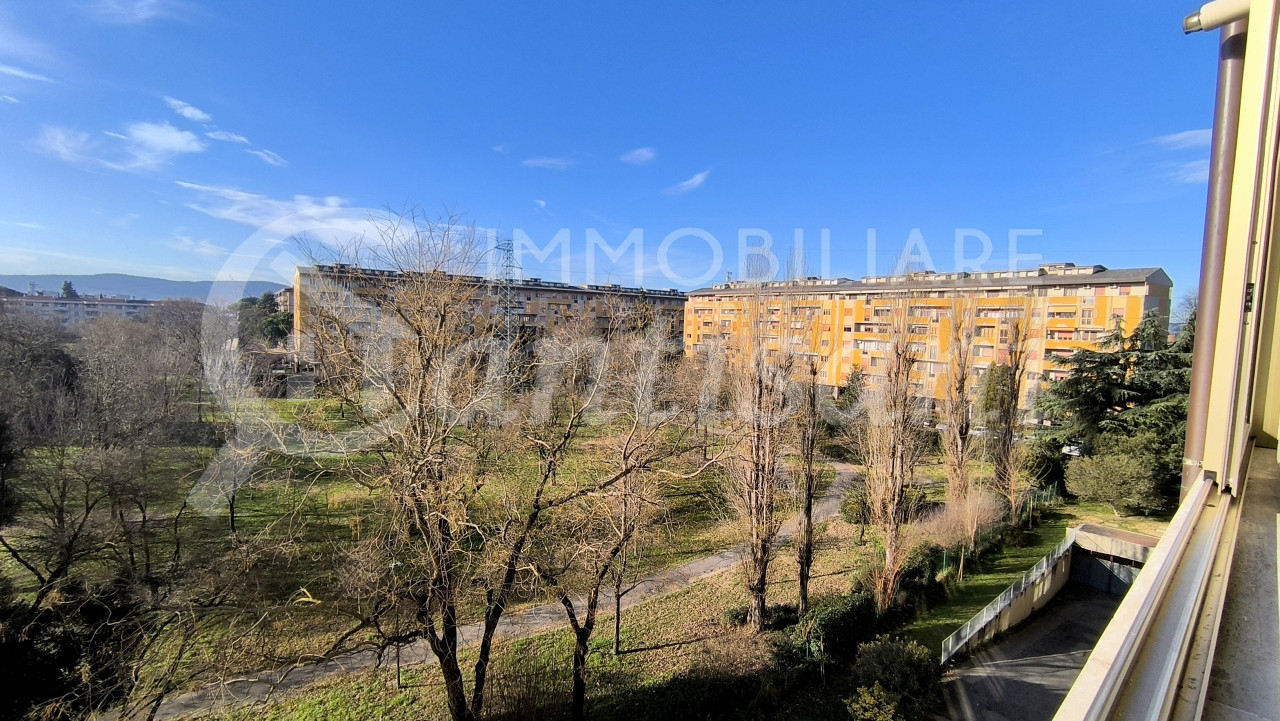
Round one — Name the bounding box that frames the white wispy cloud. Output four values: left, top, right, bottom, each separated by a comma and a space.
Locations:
492, 144, 507, 153
165, 232, 227, 256
90, 0, 182, 24
207, 129, 249, 144
106, 121, 206, 169
1152, 129, 1212, 150
665, 170, 710, 195
163, 95, 212, 122
1172, 159, 1210, 184
176, 181, 348, 227
0, 64, 52, 83
620, 147, 656, 165
0, 95, 20, 103
246, 148, 287, 167
36, 125, 93, 162
522, 156, 573, 170
534, 199, 547, 208
1, 220, 43, 229
40, 119, 211, 172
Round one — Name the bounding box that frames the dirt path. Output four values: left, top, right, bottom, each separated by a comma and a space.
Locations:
148, 460, 860, 720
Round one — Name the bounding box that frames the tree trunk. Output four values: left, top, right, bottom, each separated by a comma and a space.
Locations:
796, 493, 813, 615
746, 540, 769, 631
612, 588, 622, 655
571, 628, 590, 721
423, 601, 475, 721
439, 654, 473, 721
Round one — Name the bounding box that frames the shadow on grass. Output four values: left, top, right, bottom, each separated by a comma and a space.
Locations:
587, 661, 852, 721
618, 634, 717, 656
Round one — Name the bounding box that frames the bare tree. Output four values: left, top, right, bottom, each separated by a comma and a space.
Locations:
940, 296, 975, 504
939, 296, 979, 578
728, 346, 793, 631
857, 297, 929, 613
917, 490, 1002, 565
147, 299, 207, 423
719, 264, 798, 633
528, 320, 716, 721
288, 211, 714, 721
991, 302, 1033, 523
0, 308, 237, 721
793, 357, 822, 616
783, 250, 826, 617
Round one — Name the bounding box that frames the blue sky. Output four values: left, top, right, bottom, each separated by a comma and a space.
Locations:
0, 1, 1218, 296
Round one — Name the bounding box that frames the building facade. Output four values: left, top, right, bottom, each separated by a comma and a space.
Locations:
2, 293, 156, 327
273, 286, 293, 314
292, 265, 685, 360
684, 263, 1172, 405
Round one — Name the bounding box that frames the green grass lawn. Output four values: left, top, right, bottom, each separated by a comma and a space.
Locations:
903, 510, 1072, 653
900, 499, 1170, 655
186, 488, 1172, 721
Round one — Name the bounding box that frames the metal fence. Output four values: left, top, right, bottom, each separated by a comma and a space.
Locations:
939, 527, 1078, 663
937, 487, 1062, 575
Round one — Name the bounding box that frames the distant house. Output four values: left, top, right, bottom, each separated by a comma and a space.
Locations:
2, 292, 156, 327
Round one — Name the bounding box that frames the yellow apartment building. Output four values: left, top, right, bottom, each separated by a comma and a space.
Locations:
683, 263, 1172, 406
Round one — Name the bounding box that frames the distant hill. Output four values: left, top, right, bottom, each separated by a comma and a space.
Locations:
0, 274, 287, 303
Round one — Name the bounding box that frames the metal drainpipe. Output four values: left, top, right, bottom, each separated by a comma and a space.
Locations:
1181, 19, 1247, 499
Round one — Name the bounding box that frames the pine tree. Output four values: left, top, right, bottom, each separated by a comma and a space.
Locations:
1037, 310, 1192, 501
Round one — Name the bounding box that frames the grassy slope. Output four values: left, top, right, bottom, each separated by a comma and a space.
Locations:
196, 498, 1169, 721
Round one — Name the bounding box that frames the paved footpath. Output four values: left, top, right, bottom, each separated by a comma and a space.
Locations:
147, 460, 859, 720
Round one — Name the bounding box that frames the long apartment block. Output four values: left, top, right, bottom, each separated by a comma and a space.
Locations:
292, 264, 685, 358
683, 263, 1172, 403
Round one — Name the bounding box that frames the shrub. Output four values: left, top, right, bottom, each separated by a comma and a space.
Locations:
893, 543, 955, 616
934, 566, 959, 595
845, 683, 906, 721
840, 486, 870, 526
722, 604, 750, 627
779, 592, 877, 665
1098, 431, 1182, 497
851, 637, 942, 721
1065, 451, 1164, 516
723, 602, 797, 630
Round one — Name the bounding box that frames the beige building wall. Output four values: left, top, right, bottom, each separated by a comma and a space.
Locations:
292, 265, 685, 360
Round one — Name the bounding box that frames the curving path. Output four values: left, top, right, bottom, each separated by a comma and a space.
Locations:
146, 460, 860, 720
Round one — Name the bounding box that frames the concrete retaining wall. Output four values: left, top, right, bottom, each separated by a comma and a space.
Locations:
939, 524, 1158, 663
